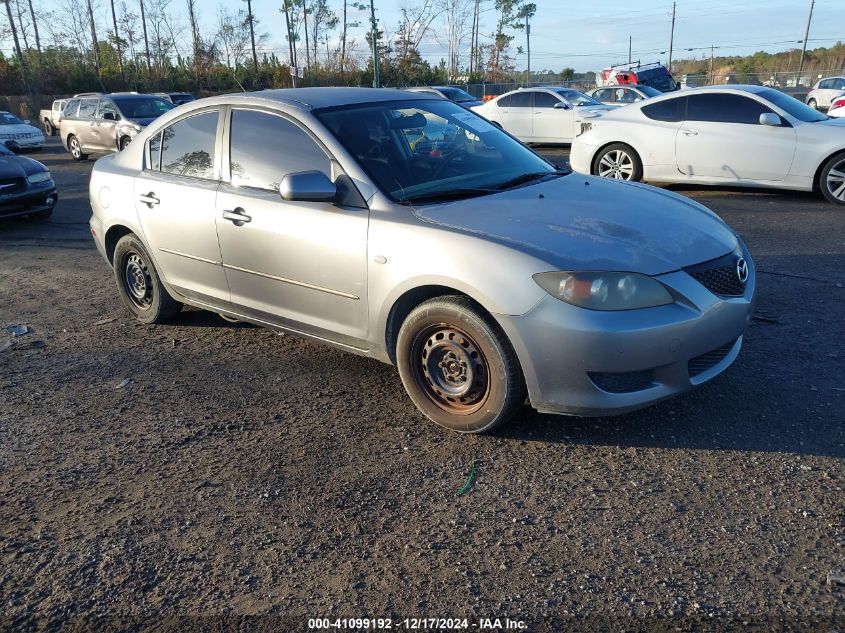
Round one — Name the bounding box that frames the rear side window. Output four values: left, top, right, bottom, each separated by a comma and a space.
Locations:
642, 97, 686, 122
510, 92, 532, 108
77, 99, 97, 118
686, 94, 772, 124
833, 78, 845, 90
156, 111, 219, 180
819, 79, 832, 89
229, 109, 330, 190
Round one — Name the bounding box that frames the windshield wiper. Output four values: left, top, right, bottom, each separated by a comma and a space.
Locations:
400, 188, 497, 204
492, 170, 567, 190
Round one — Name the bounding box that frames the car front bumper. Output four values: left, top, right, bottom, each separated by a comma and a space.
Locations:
0, 136, 45, 149
0, 187, 58, 219
495, 257, 756, 417
568, 139, 597, 175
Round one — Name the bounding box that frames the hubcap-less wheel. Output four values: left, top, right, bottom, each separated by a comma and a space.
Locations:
412, 325, 490, 415
123, 252, 153, 309
598, 149, 635, 180
826, 158, 845, 202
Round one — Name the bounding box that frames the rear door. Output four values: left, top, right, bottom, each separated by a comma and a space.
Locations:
676, 93, 796, 181
134, 109, 231, 306
215, 108, 369, 345
90, 99, 118, 152
75, 99, 98, 151
499, 91, 533, 140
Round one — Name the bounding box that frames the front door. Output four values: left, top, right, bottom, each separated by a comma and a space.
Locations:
499, 91, 533, 140
676, 93, 796, 181
90, 99, 118, 152
134, 109, 230, 306
531, 91, 574, 143
215, 108, 369, 346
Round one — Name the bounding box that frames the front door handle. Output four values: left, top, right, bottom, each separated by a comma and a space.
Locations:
139, 192, 159, 207
222, 208, 251, 225
681, 129, 699, 136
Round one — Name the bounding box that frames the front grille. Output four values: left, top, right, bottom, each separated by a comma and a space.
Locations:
688, 339, 736, 378
588, 369, 654, 394
0, 177, 25, 195
684, 249, 747, 297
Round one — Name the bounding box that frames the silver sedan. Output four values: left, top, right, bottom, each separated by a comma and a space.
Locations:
88, 88, 756, 433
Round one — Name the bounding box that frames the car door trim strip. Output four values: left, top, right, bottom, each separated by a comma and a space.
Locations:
158, 248, 221, 266
221, 263, 360, 300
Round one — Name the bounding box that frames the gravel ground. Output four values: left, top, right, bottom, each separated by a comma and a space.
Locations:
1, 138, 843, 632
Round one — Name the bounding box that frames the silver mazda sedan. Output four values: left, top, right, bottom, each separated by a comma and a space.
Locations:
88, 88, 756, 433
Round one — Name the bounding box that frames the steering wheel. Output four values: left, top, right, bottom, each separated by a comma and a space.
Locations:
432, 150, 469, 179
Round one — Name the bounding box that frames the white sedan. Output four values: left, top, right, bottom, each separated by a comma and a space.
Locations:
471, 87, 612, 144
570, 85, 845, 205
0, 111, 46, 150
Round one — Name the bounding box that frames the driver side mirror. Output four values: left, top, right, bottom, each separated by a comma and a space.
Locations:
279, 170, 337, 202
553, 102, 570, 110
103, 111, 116, 121
759, 112, 782, 126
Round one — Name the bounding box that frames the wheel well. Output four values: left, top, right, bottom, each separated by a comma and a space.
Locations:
812, 149, 845, 192
104, 225, 133, 264
385, 285, 494, 363
590, 141, 641, 175
66, 134, 75, 149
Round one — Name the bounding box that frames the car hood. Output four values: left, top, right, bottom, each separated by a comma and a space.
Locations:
0, 155, 48, 178
412, 175, 739, 275
459, 100, 485, 109
124, 117, 159, 127
0, 124, 42, 136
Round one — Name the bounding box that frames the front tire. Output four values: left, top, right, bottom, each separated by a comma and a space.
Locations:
119, 136, 131, 151
819, 151, 845, 205
396, 296, 525, 434
113, 234, 182, 324
68, 135, 88, 161
593, 143, 643, 182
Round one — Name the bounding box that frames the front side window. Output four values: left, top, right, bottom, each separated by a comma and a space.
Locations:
77, 99, 97, 119
229, 110, 330, 190
759, 88, 828, 123
98, 99, 119, 120
833, 78, 845, 90
553, 89, 602, 107
315, 99, 559, 204
509, 92, 532, 108
533, 92, 561, 108
594, 89, 613, 102
158, 111, 218, 180
496, 95, 512, 107
686, 93, 772, 124
113, 96, 173, 120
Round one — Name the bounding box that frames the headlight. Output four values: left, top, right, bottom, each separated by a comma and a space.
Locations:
533, 271, 674, 311
27, 171, 52, 184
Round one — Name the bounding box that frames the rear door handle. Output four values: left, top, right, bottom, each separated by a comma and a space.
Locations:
222, 208, 251, 225
139, 192, 159, 207
681, 129, 699, 136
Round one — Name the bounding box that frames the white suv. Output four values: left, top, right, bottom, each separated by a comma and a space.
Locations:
806, 76, 845, 110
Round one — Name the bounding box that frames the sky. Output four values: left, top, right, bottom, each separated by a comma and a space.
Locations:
202, 0, 843, 73
0, 0, 840, 74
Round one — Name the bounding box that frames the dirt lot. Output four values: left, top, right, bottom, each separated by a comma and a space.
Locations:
1, 138, 843, 631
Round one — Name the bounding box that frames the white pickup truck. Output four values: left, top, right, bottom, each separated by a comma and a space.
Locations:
38, 99, 68, 136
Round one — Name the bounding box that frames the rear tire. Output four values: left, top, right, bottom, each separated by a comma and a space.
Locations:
43, 120, 55, 136
819, 151, 845, 205
113, 234, 182, 324
396, 296, 525, 434
68, 135, 88, 161
807, 98, 818, 110
593, 142, 643, 182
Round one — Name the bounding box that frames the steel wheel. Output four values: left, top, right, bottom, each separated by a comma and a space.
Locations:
412, 325, 490, 415
122, 252, 154, 309
598, 149, 635, 180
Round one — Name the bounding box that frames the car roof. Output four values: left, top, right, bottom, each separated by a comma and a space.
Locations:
212, 87, 440, 110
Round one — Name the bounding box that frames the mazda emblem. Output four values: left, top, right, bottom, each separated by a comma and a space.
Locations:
736, 257, 749, 284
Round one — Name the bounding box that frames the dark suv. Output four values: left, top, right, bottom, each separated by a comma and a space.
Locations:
60, 93, 173, 160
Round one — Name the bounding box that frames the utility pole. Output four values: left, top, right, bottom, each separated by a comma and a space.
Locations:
282, 0, 297, 87
526, 17, 531, 84
797, 0, 815, 86
628, 36, 632, 64
668, 1, 676, 72
369, 0, 380, 88
709, 44, 715, 85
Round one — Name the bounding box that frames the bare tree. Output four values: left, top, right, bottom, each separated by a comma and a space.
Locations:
395, 0, 442, 63
3, 0, 28, 91
25, 0, 42, 67
186, 0, 199, 70
340, 2, 365, 77
309, 0, 336, 66
138, 0, 152, 72
244, 0, 257, 75
14, 0, 30, 50
437, 0, 473, 80
109, 0, 125, 80
86, 0, 106, 89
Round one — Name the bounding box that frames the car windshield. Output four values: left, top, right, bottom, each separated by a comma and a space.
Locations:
0, 113, 25, 125
112, 97, 174, 119
759, 88, 828, 122
438, 87, 477, 103
554, 89, 602, 106
638, 85, 663, 97
315, 99, 560, 204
